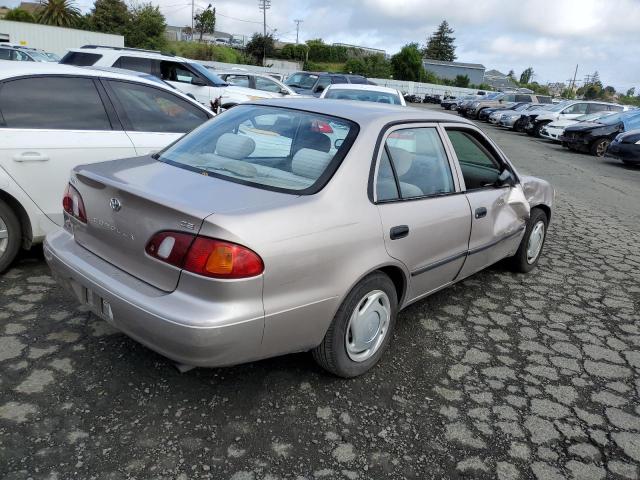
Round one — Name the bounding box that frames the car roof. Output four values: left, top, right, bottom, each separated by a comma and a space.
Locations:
67, 47, 191, 63
0, 61, 208, 110
324, 84, 400, 95
247, 98, 473, 127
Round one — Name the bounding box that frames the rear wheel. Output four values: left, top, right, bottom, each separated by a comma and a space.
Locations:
509, 208, 548, 273
313, 272, 397, 377
590, 138, 611, 157
0, 200, 21, 274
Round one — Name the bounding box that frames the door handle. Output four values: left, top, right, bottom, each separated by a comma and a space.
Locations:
475, 207, 487, 219
390, 225, 409, 240
13, 152, 50, 162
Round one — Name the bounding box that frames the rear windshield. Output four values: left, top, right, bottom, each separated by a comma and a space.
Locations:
285, 73, 318, 89
60, 51, 102, 66
157, 105, 358, 194
325, 88, 402, 105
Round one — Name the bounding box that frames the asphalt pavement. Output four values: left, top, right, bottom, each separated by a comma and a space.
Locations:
1, 103, 639, 480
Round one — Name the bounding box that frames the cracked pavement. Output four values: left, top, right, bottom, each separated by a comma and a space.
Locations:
1, 104, 640, 479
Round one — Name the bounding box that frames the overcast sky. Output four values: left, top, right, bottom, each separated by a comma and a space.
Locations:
8, 0, 638, 91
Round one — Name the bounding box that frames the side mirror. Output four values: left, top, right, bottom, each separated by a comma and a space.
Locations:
280, 88, 289, 95
191, 77, 207, 87
497, 169, 516, 187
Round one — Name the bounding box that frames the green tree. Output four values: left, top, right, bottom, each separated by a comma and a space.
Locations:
507, 69, 515, 79
423, 20, 456, 61
391, 43, 425, 81
245, 33, 275, 64
194, 4, 215, 42
89, 0, 129, 34
125, 4, 167, 50
5, 8, 36, 22
626, 87, 635, 97
37, 0, 80, 27
454, 74, 470, 87
519, 67, 534, 84
343, 54, 391, 78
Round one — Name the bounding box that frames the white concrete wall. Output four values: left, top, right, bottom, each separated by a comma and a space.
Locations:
0, 20, 123, 56
369, 78, 487, 97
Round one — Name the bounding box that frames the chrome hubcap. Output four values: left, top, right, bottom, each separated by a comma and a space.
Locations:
345, 290, 391, 362
597, 141, 609, 156
0, 217, 8, 257
526, 221, 545, 264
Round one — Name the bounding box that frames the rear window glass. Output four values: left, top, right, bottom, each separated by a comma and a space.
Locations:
157, 106, 358, 194
325, 88, 401, 105
59, 51, 102, 66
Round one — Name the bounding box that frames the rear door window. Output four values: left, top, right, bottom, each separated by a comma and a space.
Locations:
107, 80, 209, 133
225, 75, 251, 88
563, 103, 589, 114
255, 76, 282, 92
59, 51, 102, 66
587, 103, 609, 113
113, 56, 155, 75
0, 76, 112, 130
0, 49, 11, 61
331, 76, 348, 84
159, 61, 201, 85
515, 94, 532, 102
377, 127, 455, 200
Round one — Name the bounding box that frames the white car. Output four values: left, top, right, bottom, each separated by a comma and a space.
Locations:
319, 84, 406, 106
60, 46, 274, 108
527, 100, 627, 137
540, 111, 616, 142
0, 61, 213, 271
213, 70, 298, 98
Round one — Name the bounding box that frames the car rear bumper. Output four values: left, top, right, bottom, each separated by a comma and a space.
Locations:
44, 229, 265, 367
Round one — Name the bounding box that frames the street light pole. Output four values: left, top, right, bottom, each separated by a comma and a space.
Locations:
294, 19, 303, 44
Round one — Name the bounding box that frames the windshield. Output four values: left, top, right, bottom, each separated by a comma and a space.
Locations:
27, 50, 55, 62
546, 101, 574, 112
285, 72, 318, 89
485, 92, 501, 99
189, 63, 228, 86
576, 112, 614, 122
158, 105, 358, 194
598, 111, 640, 126
325, 88, 402, 105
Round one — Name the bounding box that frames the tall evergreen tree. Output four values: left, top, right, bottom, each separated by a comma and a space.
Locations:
423, 20, 456, 62
89, 0, 129, 35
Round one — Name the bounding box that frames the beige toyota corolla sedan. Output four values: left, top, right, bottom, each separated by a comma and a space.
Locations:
45, 99, 553, 377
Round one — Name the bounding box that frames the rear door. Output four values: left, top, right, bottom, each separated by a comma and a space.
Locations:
560, 102, 589, 119
442, 125, 529, 278
374, 124, 471, 302
103, 79, 211, 155
0, 75, 136, 226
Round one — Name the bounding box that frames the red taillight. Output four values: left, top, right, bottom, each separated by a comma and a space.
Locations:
62, 184, 87, 223
311, 120, 333, 134
145, 232, 264, 279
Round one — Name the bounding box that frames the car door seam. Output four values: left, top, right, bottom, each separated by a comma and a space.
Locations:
467, 224, 526, 256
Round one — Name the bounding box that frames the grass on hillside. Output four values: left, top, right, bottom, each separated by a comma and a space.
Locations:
167, 41, 252, 64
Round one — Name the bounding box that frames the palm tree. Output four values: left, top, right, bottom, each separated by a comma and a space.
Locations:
37, 0, 81, 27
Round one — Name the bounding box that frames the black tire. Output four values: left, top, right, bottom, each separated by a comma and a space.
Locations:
509, 208, 548, 273
533, 121, 549, 138
0, 200, 21, 274
590, 138, 611, 157
312, 272, 398, 378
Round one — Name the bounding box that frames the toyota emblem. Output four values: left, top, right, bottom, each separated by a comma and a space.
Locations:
109, 198, 122, 212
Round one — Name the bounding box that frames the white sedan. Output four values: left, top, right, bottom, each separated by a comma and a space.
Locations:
320, 84, 406, 106
540, 111, 616, 142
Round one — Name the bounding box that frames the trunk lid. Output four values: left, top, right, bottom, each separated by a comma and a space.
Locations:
71, 156, 295, 292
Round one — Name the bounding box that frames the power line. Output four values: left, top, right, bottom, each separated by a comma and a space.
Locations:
216, 12, 264, 24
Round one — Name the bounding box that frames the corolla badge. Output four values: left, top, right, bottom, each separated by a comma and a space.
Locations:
109, 198, 122, 212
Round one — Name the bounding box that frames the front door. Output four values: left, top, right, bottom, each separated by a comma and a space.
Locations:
374, 125, 472, 302
442, 127, 529, 278
0, 76, 137, 226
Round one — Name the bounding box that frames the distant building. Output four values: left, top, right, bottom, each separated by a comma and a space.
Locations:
164, 26, 246, 46
422, 59, 485, 85
547, 82, 565, 97
482, 69, 518, 90
332, 42, 386, 57
17, 2, 41, 14
0, 7, 9, 19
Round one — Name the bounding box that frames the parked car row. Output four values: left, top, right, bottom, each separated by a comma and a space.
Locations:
1, 53, 555, 376
460, 94, 640, 162
0, 43, 59, 62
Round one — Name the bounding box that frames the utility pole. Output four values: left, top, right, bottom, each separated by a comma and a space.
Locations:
294, 19, 303, 44
258, 0, 271, 65
191, 0, 194, 42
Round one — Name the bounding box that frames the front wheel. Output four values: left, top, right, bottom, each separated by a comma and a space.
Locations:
0, 200, 21, 274
313, 272, 398, 377
509, 208, 548, 273
590, 138, 611, 157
